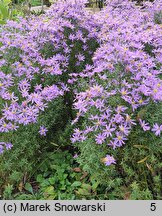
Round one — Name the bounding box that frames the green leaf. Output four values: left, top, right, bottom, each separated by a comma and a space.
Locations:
77, 188, 91, 196
92, 182, 99, 191
133, 145, 149, 150
24, 183, 33, 194
137, 156, 149, 164
44, 186, 54, 194
44, 186, 56, 200
48, 177, 56, 185
36, 174, 43, 183
50, 142, 59, 147
81, 183, 92, 191
4, 0, 12, 6
71, 181, 82, 187
0, 4, 8, 18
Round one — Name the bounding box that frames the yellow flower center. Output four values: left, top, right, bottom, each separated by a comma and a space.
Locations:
138, 63, 142, 68
96, 121, 101, 126
157, 83, 161, 87
87, 92, 91, 98
121, 91, 127, 95
126, 115, 131, 121
117, 136, 122, 140
120, 126, 124, 132
139, 99, 143, 104
102, 157, 108, 163
153, 89, 158, 93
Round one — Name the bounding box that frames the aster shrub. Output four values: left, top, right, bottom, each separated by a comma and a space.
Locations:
0, 0, 162, 199
72, 0, 162, 198
0, 0, 99, 187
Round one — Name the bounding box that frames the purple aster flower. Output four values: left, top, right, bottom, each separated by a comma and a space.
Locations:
84, 126, 93, 134
73, 153, 78, 158
0, 142, 13, 153
95, 133, 106, 144
0, 145, 4, 154
125, 114, 136, 125
103, 124, 116, 137
113, 132, 127, 147
0, 122, 10, 132
119, 124, 130, 136
94, 119, 106, 130
113, 114, 124, 124
5, 142, 13, 150
107, 140, 118, 150
152, 123, 162, 136
71, 128, 82, 143
39, 126, 48, 136
35, 84, 42, 92
139, 119, 150, 131
76, 54, 85, 62
102, 155, 116, 166
115, 106, 127, 114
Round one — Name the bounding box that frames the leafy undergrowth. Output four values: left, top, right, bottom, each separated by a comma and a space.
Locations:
3, 149, 160, 200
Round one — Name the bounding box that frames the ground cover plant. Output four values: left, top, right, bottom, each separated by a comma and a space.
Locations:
0, 0, 161, 200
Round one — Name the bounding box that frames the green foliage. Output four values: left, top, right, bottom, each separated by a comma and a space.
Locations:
30, 0, 41, 7
0, 97, 73, 191
34, 151, 78, 199
0, 0, 11, 24
0, 0, 22, 24
6, 150, 108, 200
10, 151, 95, 200
2, 184, 14, 199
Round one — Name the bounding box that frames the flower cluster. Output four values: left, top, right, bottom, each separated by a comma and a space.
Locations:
0, 0, 161, 164
72, 0, 162, 165
0, 0, 99, 153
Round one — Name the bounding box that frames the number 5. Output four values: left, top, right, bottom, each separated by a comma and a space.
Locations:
150, 203, 156, 211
